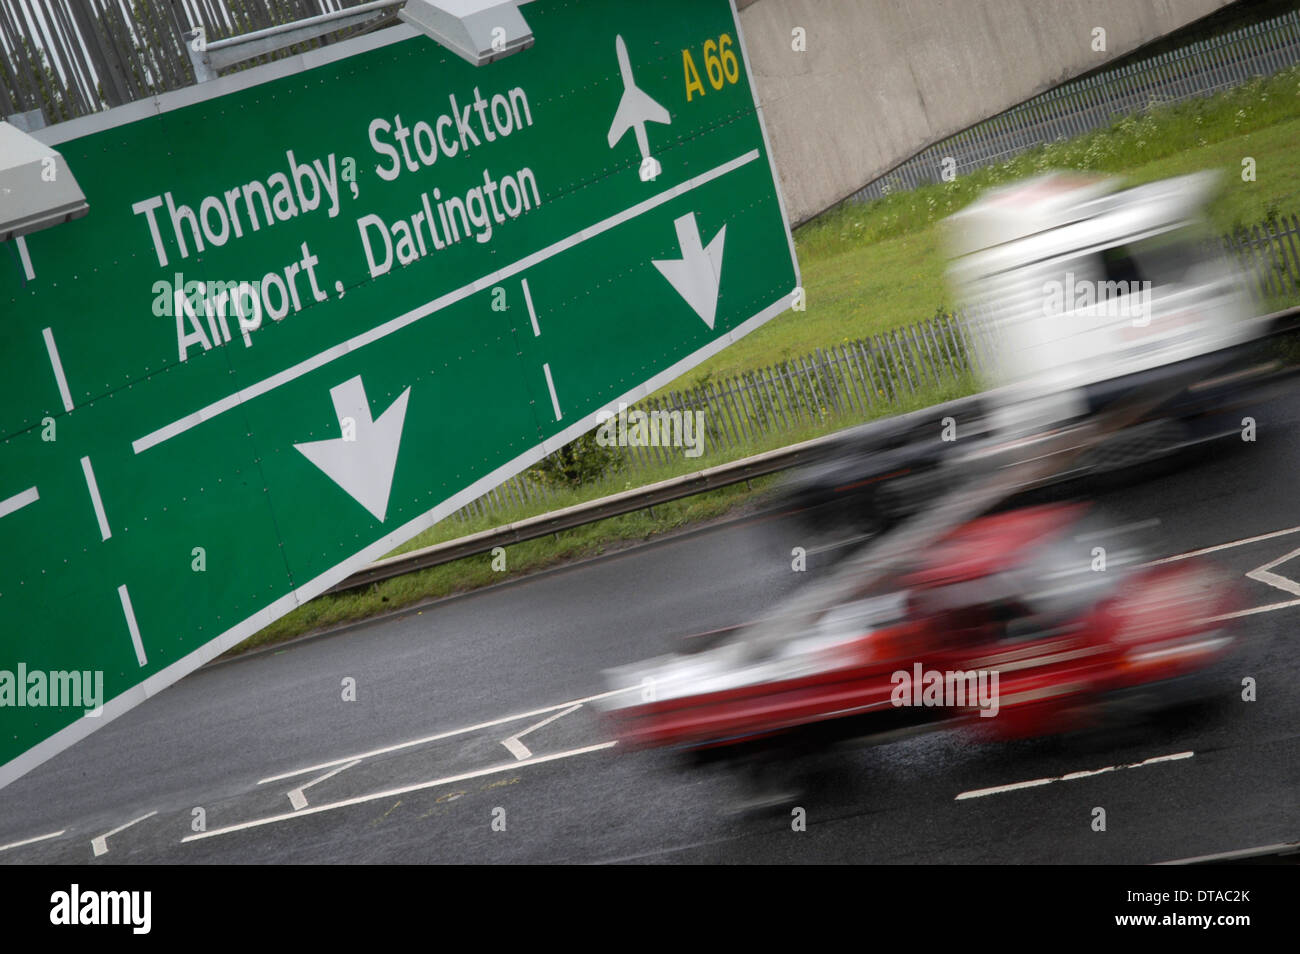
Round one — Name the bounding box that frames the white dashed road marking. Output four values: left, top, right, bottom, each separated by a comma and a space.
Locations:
0, 829, 65, 853
956, 751, 1193, 801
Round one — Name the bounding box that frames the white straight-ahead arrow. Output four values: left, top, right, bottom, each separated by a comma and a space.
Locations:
653, 211, 725, 329
294, 376, 410, 522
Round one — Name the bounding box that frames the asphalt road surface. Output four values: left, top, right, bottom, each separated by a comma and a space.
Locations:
3, 404, 1299, 864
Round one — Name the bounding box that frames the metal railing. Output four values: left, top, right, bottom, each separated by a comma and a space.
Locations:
1229, 212, 1300, 301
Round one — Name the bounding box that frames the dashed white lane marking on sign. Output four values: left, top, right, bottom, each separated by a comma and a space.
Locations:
501, 703, 582, 761
287, 758, 361, 811
0, 486, 39, 520
16, 236, 34, 281
186, 742, 617, 843
117, 584, 147, 667
133, 150, 760, 455
257, 686, 636, 785
42, 327, 74, 412
0, 829, 65, 853
543, 362, 562, 421
955, 751, 1193, 801
80, 456, 111, 541
522, 277, 540, 336
91, 810, 156, 857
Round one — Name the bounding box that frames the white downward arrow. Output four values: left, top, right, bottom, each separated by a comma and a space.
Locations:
653, 212, 725, 329
294, 376, 410, 522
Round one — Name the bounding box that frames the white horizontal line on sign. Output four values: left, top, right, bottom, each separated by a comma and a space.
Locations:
133, 150, 761, 455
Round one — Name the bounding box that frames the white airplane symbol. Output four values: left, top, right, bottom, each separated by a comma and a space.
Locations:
607, 34, 671, 181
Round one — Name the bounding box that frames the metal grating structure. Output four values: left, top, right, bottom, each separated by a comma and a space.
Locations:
0, 0, 399, 124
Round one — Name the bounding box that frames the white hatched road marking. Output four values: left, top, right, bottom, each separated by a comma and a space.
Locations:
501, 704, 583, 760
286, 759, 361, 811
186, 743, 616, 843
258, 686, 633, 785
91, 810, 157, 857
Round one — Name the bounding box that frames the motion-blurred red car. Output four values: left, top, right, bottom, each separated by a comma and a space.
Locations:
602, 504, 1237, 781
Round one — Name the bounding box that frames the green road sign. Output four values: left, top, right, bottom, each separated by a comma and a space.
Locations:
0, 0, 798, 786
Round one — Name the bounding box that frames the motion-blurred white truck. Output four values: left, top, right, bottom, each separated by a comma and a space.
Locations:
944, 170, 1255, 434
780, 170, 1295, 534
